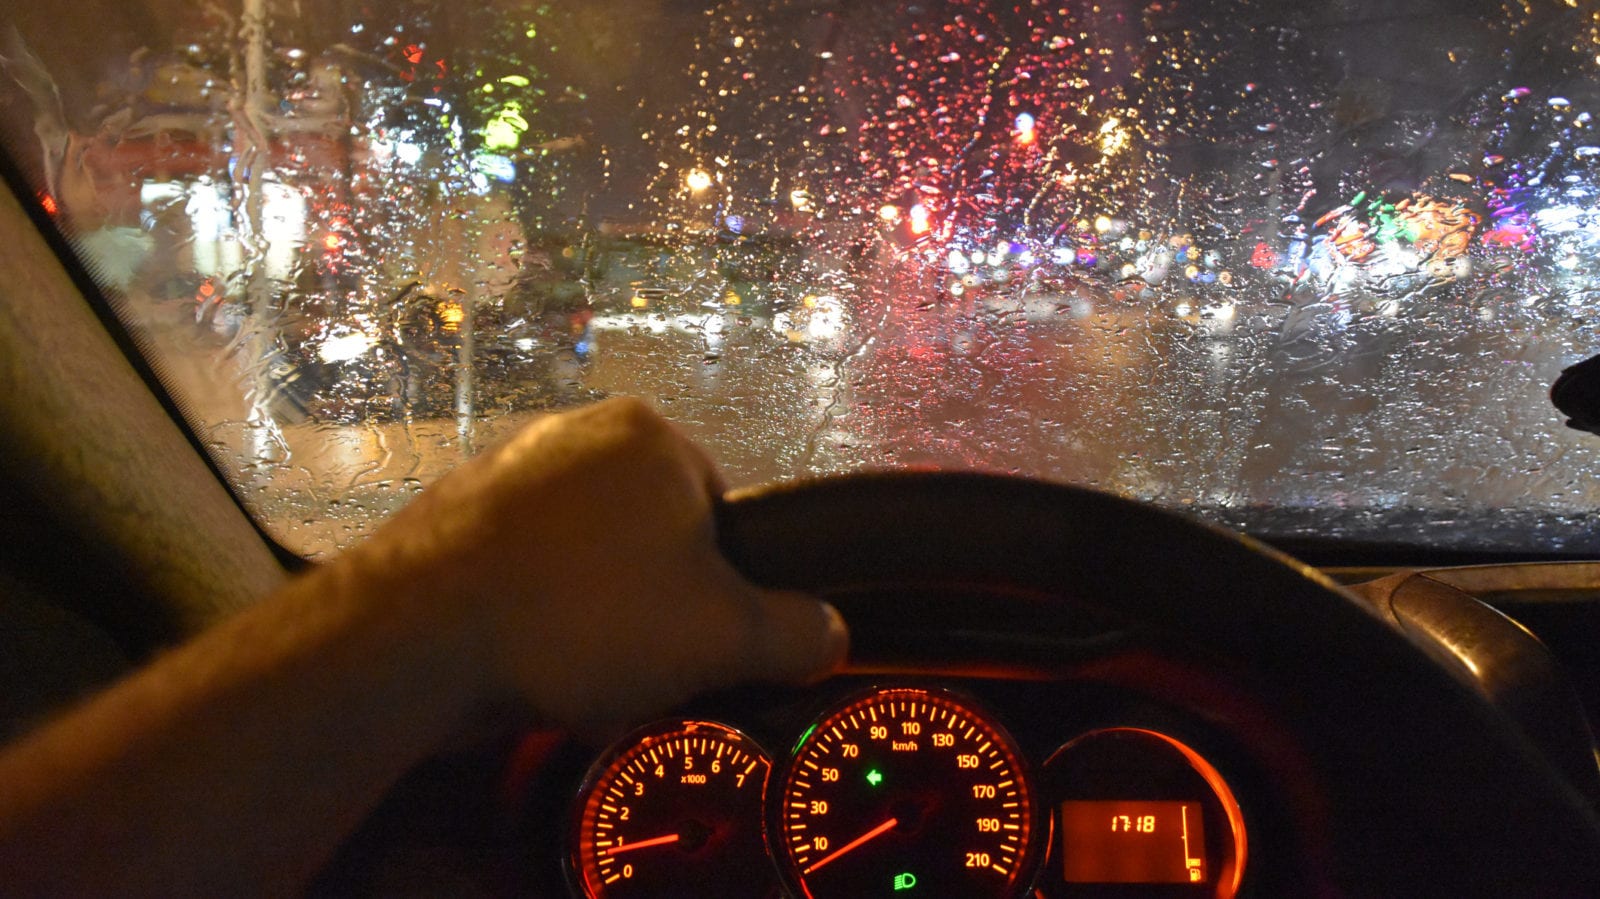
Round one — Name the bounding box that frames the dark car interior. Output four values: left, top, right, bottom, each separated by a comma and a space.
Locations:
8, 0, 1600, 892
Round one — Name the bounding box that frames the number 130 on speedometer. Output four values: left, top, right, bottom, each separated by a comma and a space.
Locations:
772, 687, 1044, 898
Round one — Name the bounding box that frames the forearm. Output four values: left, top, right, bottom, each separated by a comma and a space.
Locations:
0, 554, 491, 897
0, 399, 846, 896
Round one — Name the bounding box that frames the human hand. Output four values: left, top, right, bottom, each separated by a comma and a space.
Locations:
347, 397, 848, 740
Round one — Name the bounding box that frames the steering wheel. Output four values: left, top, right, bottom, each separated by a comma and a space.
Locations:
714, 472, 1600, 893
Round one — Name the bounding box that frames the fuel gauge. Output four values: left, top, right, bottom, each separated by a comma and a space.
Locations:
568, 720, 776, 898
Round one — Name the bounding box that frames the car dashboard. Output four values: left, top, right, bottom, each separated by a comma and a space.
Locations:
311, 531, 1600, 898
323, 640, 1296, 898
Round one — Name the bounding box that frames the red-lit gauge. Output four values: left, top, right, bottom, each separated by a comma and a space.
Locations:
774, 687, 1044, 899
1042, 728, 1247, 898
569, 720, 776, 898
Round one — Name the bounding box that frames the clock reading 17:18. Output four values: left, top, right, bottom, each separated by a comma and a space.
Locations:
1059, 800, 1207, 884
774, 687, 1042, 899
1112, 813, 1160, 834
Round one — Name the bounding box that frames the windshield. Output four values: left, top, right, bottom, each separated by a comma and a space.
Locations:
4, 0, 1600, 558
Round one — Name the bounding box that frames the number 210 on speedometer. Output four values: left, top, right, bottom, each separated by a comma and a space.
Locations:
773, 687, 1043, 899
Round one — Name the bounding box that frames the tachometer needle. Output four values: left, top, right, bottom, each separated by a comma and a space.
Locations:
803, 817, 899, 875
600, 833, 681, 856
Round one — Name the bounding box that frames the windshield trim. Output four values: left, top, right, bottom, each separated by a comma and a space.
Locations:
0, 149, 306, 572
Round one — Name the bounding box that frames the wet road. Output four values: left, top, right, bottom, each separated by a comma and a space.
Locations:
580, 271, 1600, 524
165, 260, 1600, 558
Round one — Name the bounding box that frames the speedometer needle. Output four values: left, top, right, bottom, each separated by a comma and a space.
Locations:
601, 833, 681, 856
803, 817, 899, 875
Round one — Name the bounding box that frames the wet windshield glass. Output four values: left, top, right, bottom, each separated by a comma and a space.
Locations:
4, 0, 1600, 557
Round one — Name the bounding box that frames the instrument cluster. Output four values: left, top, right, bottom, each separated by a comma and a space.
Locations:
564, 682, 1248, 898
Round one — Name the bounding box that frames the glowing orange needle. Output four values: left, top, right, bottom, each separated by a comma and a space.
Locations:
803, 818, 899, 875
600, 833, 681, 856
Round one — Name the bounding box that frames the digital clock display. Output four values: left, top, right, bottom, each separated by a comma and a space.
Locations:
1059, 800, 1207, 884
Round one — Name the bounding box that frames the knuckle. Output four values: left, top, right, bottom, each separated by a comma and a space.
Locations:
598, 396, 664, 433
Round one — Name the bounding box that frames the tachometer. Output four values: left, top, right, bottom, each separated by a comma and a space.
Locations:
569, 720, 776, 898
774, 687, 1043, 899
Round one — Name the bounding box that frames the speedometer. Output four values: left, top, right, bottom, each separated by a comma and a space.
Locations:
774, 687, 1043, 899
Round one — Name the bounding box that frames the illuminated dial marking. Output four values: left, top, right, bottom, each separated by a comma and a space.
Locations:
775, 688, 1042, 899
570, 720, 774, 898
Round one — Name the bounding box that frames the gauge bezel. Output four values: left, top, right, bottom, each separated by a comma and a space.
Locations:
1039, 727, 1248, 898
768, 684, 1049, 899
565, 718, 776, 899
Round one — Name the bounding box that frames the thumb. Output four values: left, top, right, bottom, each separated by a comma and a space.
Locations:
736, 588, 850, 687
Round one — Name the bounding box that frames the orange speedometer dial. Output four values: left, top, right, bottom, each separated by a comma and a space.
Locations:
569, 720, 776, 898
774, 687, 1043, 899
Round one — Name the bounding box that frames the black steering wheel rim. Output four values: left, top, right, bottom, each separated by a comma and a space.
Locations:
716, 471, 1600, 893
